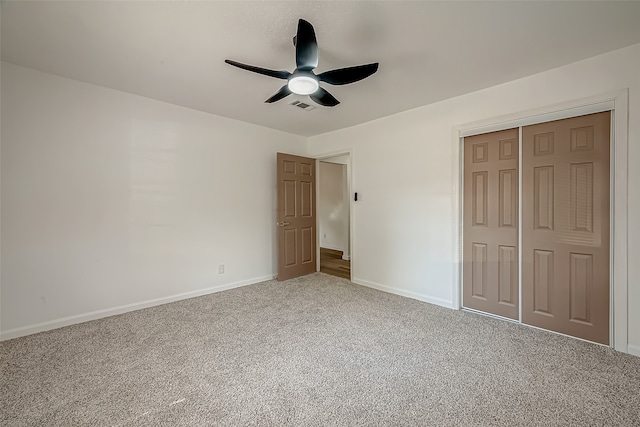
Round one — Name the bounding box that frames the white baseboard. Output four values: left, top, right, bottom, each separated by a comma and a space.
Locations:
351, 277, 454, 309
0, 275, 273, 341
342, 254, 351, 261
628, 344, 640, 357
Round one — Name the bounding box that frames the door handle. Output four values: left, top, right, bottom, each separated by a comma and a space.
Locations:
277, 221, 291, 226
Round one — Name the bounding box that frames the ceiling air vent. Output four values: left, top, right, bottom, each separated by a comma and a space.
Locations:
290, 100, 316, 111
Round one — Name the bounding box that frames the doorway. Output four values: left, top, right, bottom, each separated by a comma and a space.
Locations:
317, 154, 351, 280
462, 111, 611, 345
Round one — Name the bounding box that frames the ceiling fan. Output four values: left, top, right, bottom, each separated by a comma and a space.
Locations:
225, 19, 379, 107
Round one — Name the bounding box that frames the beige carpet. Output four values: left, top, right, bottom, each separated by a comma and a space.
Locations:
1, 273, 639, 426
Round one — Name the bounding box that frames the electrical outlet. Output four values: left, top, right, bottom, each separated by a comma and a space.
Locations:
218, 264, 224, 274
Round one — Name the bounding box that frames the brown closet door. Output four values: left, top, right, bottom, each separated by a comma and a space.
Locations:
522, 112, 610, 344
463, 129, 519, 320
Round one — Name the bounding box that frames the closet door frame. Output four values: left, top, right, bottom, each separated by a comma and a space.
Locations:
453, 90, 629, 353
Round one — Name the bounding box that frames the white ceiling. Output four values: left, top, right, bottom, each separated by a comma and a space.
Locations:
3, 1, 640, 137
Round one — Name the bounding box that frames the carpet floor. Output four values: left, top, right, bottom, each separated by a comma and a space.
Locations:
1, 273, 639, 426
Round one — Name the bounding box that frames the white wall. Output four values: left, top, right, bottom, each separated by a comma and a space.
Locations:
308, 43, 640, 355
319, 161, 347, 252
0, 62, 307, 339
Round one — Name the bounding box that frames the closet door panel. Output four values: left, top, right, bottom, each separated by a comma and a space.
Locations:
521, 112, 610, 345
463, 129, 519, 320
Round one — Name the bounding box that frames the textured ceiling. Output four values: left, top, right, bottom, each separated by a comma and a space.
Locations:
3, 1, 640, 137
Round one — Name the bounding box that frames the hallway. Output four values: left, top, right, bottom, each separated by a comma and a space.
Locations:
320, 248, 351, 280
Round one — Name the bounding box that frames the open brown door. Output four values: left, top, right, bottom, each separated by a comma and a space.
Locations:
522, 112, 610, 344
463, 128, 519, 320
277, 153, 317, 281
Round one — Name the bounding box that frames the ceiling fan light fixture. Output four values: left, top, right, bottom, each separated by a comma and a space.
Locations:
288, 75, 319, 95
225, 19, 378, 107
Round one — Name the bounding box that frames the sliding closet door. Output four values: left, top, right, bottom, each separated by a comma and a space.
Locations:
522, 112, 610, 344
463, 129, 519, 320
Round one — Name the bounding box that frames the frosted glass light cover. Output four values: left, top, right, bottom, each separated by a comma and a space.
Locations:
288, 76, 319, 95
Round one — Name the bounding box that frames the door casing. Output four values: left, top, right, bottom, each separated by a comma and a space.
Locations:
454, 90, 629, 352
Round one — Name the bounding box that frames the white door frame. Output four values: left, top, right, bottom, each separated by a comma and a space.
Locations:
452, 90, 629, 353
314, 149, 354, 280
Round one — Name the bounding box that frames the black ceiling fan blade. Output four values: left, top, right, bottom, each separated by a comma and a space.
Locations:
309, 87, 340, 107
265, 85, 292, 103
318, 63, 379, 85
295, 19, 318, 71
224, 60, 291, 79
